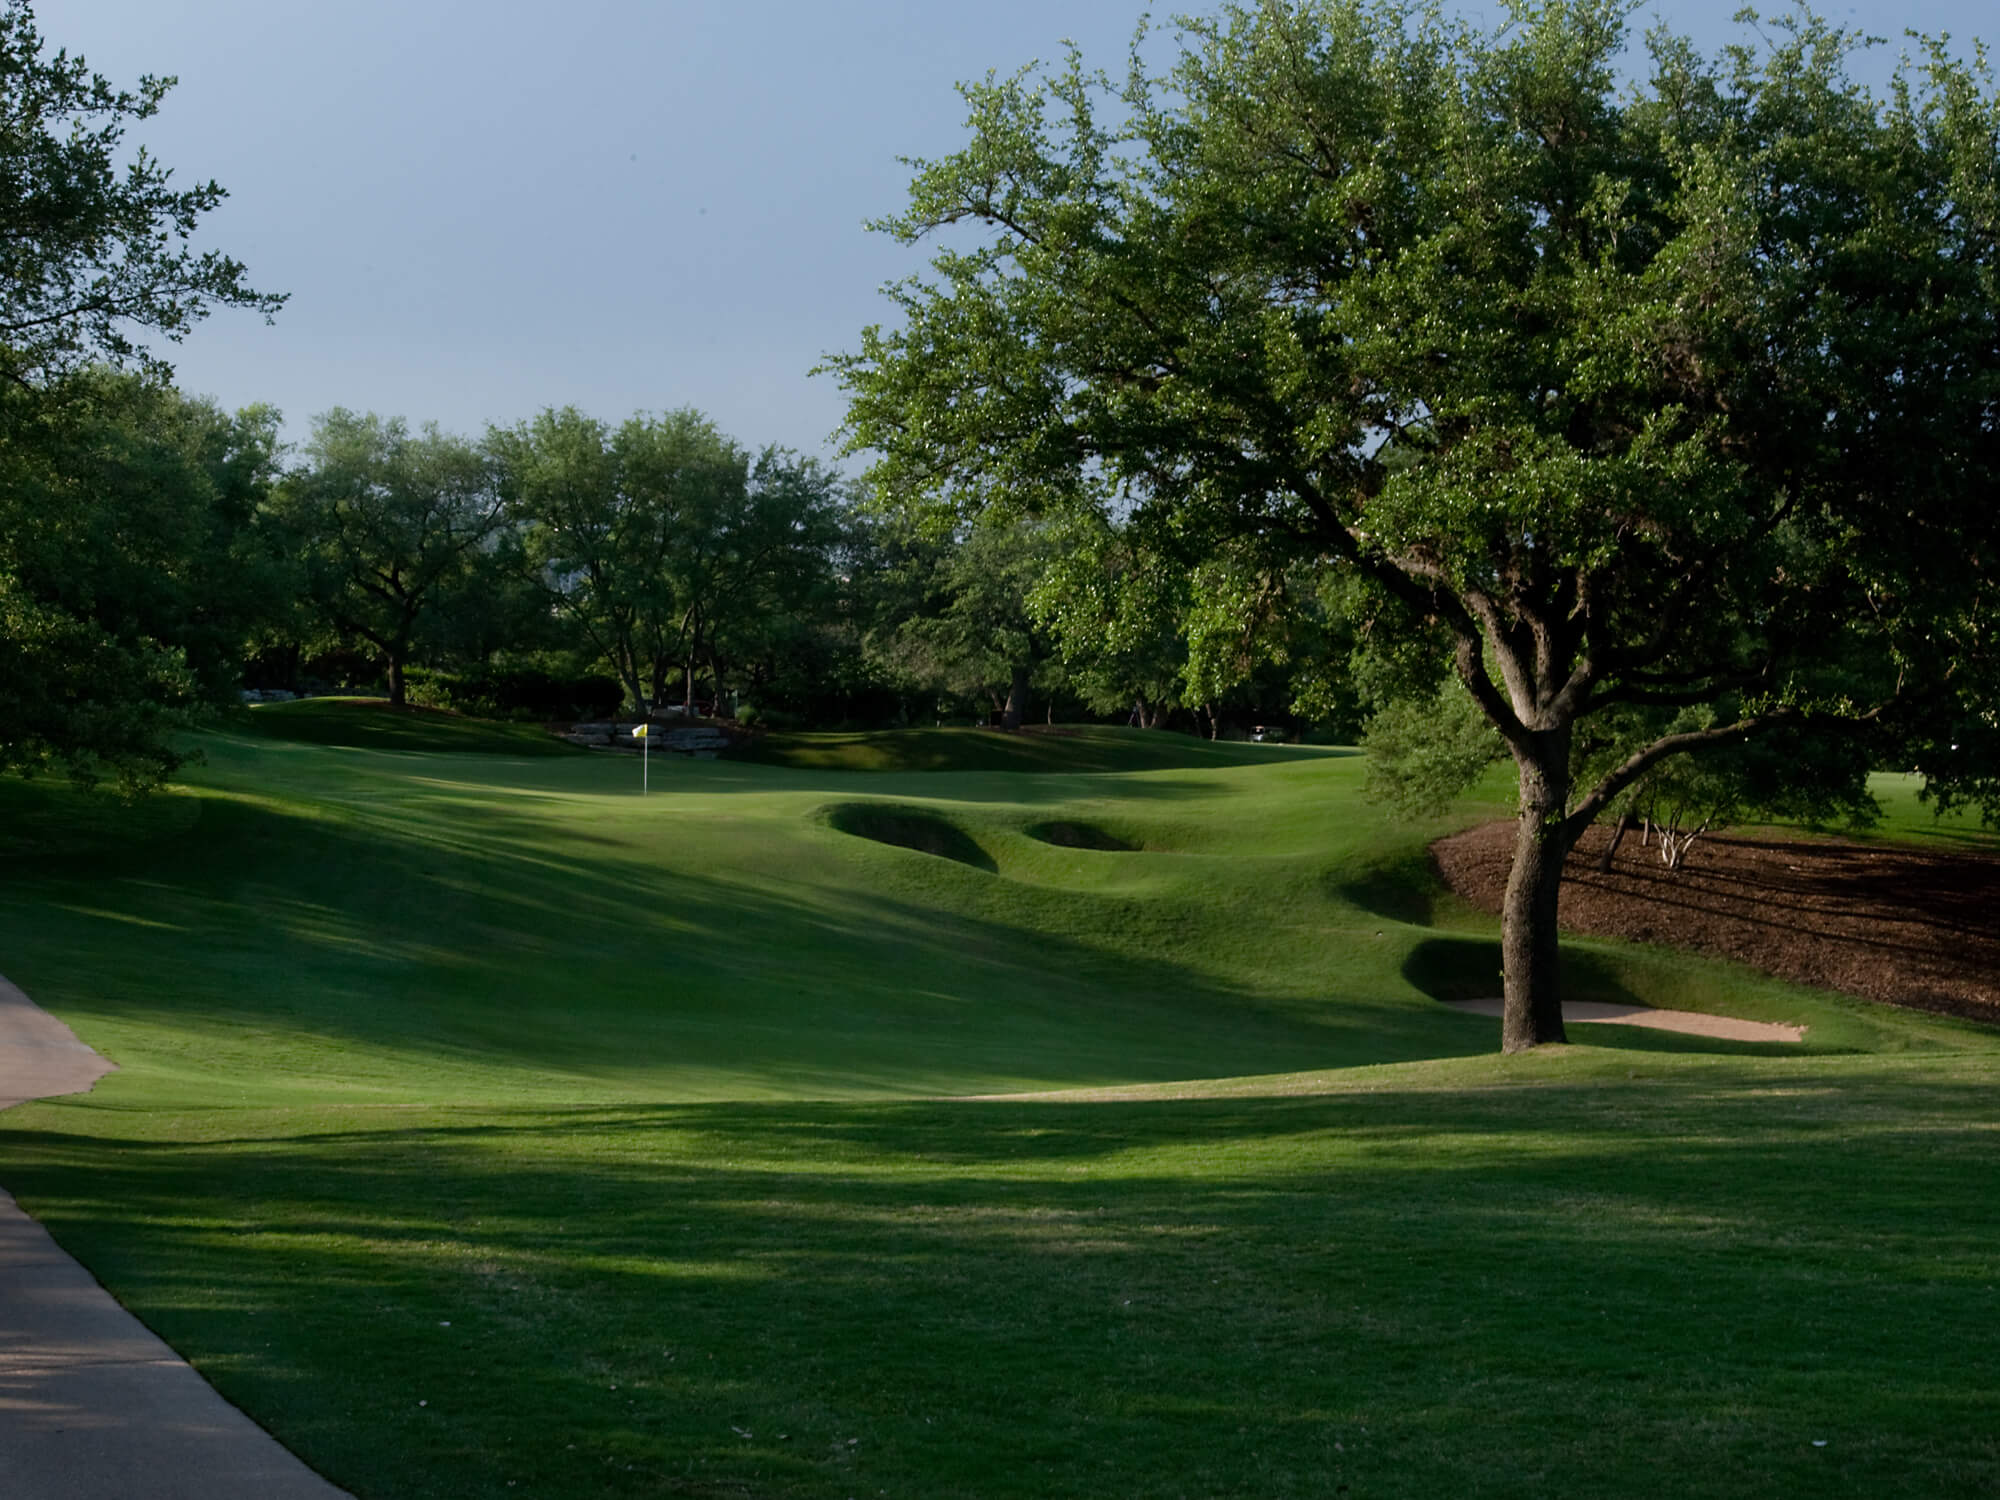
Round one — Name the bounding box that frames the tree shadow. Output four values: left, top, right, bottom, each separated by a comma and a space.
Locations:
0, 778, 1484, 1092
7, 1065, 2000, 1498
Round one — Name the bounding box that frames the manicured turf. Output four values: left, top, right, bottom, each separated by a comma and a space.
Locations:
730, 723, 1328, 773
0, 722, 1995, 1497
1861, 770, 2000, 849
232, 697, 587, 756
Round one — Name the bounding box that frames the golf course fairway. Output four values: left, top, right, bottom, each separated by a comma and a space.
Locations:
1, 703, 1995, 1497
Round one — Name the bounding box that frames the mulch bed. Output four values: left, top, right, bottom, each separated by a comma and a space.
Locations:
1432, 821, 2000, 1026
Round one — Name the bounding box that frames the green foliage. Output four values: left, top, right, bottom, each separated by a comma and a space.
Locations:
0, 372, 284, 788
731, 722, 1332, 773
0, 2, 284, 788
274, 411, 502, 706
1576, 705, 1881, 864
491, 408, 847, 717
1029, 511, 1190, 723
0, 0, 283, 388
1364, 676, 1506, 816
232, 697, 584, 756
400, 666, 622, 723
857, 510, 1064, 727
831, 0, 2000, 1032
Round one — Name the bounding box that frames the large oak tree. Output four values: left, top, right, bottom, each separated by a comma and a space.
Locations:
831, 1, 2000, 1050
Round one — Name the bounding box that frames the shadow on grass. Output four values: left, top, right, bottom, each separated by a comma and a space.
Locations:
1334, 855, 1443, 927
8, 1065, 2000, 1500
0, 779, 1489, 1092
821, 803, 998, 873
727, 725, 1358, 775
233, 700, 586, 757
1021, 819, 1141, 853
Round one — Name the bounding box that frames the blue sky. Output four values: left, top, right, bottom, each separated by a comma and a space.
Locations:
37, 0, 1996, 460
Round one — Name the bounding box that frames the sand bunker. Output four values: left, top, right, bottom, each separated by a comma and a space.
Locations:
1444, 997, 1804, 1043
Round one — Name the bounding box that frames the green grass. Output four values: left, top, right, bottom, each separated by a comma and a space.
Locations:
1860, 771, 2000, 849
232, 696, 587, 756
729, 722, 1340, 773
0, 722, 1995, 1497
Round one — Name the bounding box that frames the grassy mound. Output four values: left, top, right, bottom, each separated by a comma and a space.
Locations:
0, 729, 1993, 1497
232, 697, 583, 756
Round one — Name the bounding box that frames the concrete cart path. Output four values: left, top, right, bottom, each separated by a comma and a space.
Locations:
0, 976, 353, 1499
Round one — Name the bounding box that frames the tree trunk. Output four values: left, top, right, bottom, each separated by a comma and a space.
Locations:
612, 649, 648, 720
1500, 743, 1575, 1052
1001, 663, 1029, 730
385, 655, 406, 708
1597, 810, 1634, 873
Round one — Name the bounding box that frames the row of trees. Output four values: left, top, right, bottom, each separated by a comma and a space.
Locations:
268, 408, 1328, 730
6, 372, 1326, 782
268, 406, 856, 723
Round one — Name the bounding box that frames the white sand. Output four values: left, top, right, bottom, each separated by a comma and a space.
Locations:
1445, 997, 1804, 1043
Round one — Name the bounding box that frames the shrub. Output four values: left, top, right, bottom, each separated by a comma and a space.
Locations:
402, 668, 622, 722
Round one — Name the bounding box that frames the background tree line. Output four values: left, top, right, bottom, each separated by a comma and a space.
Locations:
239, 403, 1349, 739
8, 374, 1335, 786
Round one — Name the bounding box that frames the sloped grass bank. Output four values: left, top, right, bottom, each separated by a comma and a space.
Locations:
821, 801, 998, 872
235, 697, 584, 756
729, 723, 1347, 774
0, 728, 1994, 1498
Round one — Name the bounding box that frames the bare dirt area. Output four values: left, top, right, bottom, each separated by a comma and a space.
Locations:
1433, 821, 2000, 1026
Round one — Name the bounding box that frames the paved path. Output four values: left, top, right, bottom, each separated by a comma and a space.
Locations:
0, 976, 353, 1499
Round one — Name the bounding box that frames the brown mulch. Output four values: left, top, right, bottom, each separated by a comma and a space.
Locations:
1432, 821, 2000, 1027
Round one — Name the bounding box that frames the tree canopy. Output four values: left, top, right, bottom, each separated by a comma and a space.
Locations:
0, 0, 283, 786
277, 411, 504, 708
0, 0, 282, 391
832, 0, 2000, 1049
0, 373, 283, 786
491, 408, 847, 718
